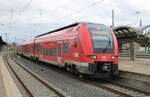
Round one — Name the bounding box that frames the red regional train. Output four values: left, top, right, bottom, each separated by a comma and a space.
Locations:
17, 22, 119, 78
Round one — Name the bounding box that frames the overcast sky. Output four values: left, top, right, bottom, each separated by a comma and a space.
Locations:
0, 0, 150, 43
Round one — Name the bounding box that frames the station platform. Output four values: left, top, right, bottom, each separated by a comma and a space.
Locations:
0, 67, 7, 97
0, 51, 22, 97
119, 57, 150, 75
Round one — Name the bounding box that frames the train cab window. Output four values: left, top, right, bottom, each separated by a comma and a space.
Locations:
74, 38, 78, 48
64, 43, 70, 53
86, 23, 114, 54
86, 23, 110, 35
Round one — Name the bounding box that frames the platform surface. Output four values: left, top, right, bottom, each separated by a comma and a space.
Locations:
119, 57, 150, 75
0, 47, 22, 97
0, 63, 7, 97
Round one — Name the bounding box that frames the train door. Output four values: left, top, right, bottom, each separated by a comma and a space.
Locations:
57, 41, 62, 66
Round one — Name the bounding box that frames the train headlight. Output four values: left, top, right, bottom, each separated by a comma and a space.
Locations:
111, 56, 115, 59
111, 55, 118, 59
87, 55, 97, 59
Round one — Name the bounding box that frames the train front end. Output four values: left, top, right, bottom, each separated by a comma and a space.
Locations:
79, 23, 119, 78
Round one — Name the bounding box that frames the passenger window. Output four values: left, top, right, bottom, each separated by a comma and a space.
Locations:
44, 48, 46, 55
46, 48, 48, 55
40, 47, 42, 53
49, 48, 56, 56
53, 48, 56, 56
43, 48, 45, 55
64, 43, 70, 53
58, 44, 61, 56
49, 48, 53, 56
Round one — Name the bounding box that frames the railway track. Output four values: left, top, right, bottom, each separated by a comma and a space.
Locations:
75, 74, 150, 97
3, 53, 68, 97
6, 52, 150, 97
120, 53, 150, 59
87, 80, 150, 97
116, 70, 150, 93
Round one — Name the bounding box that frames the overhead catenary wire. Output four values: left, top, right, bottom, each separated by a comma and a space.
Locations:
11, 0, 104, 25
73, 0, 105, 14
6, 0, 33, 26
9, 8, 14, 25
5, 0, 33, 43
54, 0, 105, 22
19, 0, 32, 16
48, 0, 75, 15
1, 0, 105, 43
36, 0, 105, 33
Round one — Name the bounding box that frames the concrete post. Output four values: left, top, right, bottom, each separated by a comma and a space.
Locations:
130, 40, 135, 61
147, 44, 150, 53
145, 43, 147, 53
119, 40, 123, 55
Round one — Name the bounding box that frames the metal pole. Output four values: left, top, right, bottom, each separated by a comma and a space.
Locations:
119, 39, 123, 55
140, 18, 142, 27
136, 11, 142, 27
5, 33, 7, 43
130, 40, 135, 61
15, 36, 16, 44
148, 44, 150, 53
11, 9, 13, 18
112, 9, 114, 27
145, 43, 147, 53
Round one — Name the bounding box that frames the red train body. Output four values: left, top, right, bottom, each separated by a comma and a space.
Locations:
17, 22, 119, 78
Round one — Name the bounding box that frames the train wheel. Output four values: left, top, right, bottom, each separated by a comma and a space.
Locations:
74, 69, 79, 75
79, 74, 85, 79
71, 65, 78, 75
65, 64, 71, 72
36, 57, 39, 62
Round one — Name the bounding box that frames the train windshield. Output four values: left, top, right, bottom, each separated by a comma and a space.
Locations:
86, 23, 114, 53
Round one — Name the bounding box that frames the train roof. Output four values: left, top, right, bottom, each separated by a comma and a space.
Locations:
22, 22, 109, 44
36, 22, 80, 37
23, 38, 35, 45
35, 22, 109, 38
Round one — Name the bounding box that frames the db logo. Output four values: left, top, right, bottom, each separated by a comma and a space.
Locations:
74, 52, 79, 57
102, 56, 106, 60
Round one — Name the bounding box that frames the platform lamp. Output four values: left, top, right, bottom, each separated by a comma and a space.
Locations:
136, 11, 142, 27
112, 9, 115, 28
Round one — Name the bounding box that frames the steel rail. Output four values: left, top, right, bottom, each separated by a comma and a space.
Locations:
4, 53, 67, 97
10, 54, 67, 97
13, 53, 150, 97
3, 53, 34, 97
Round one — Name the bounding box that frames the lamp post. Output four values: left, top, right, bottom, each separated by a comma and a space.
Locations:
136, 11, 142, 27
112, 9, 115, 28
5, 32, 7, 43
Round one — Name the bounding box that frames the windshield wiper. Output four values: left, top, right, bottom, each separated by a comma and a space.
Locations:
103, 37, 111, 52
